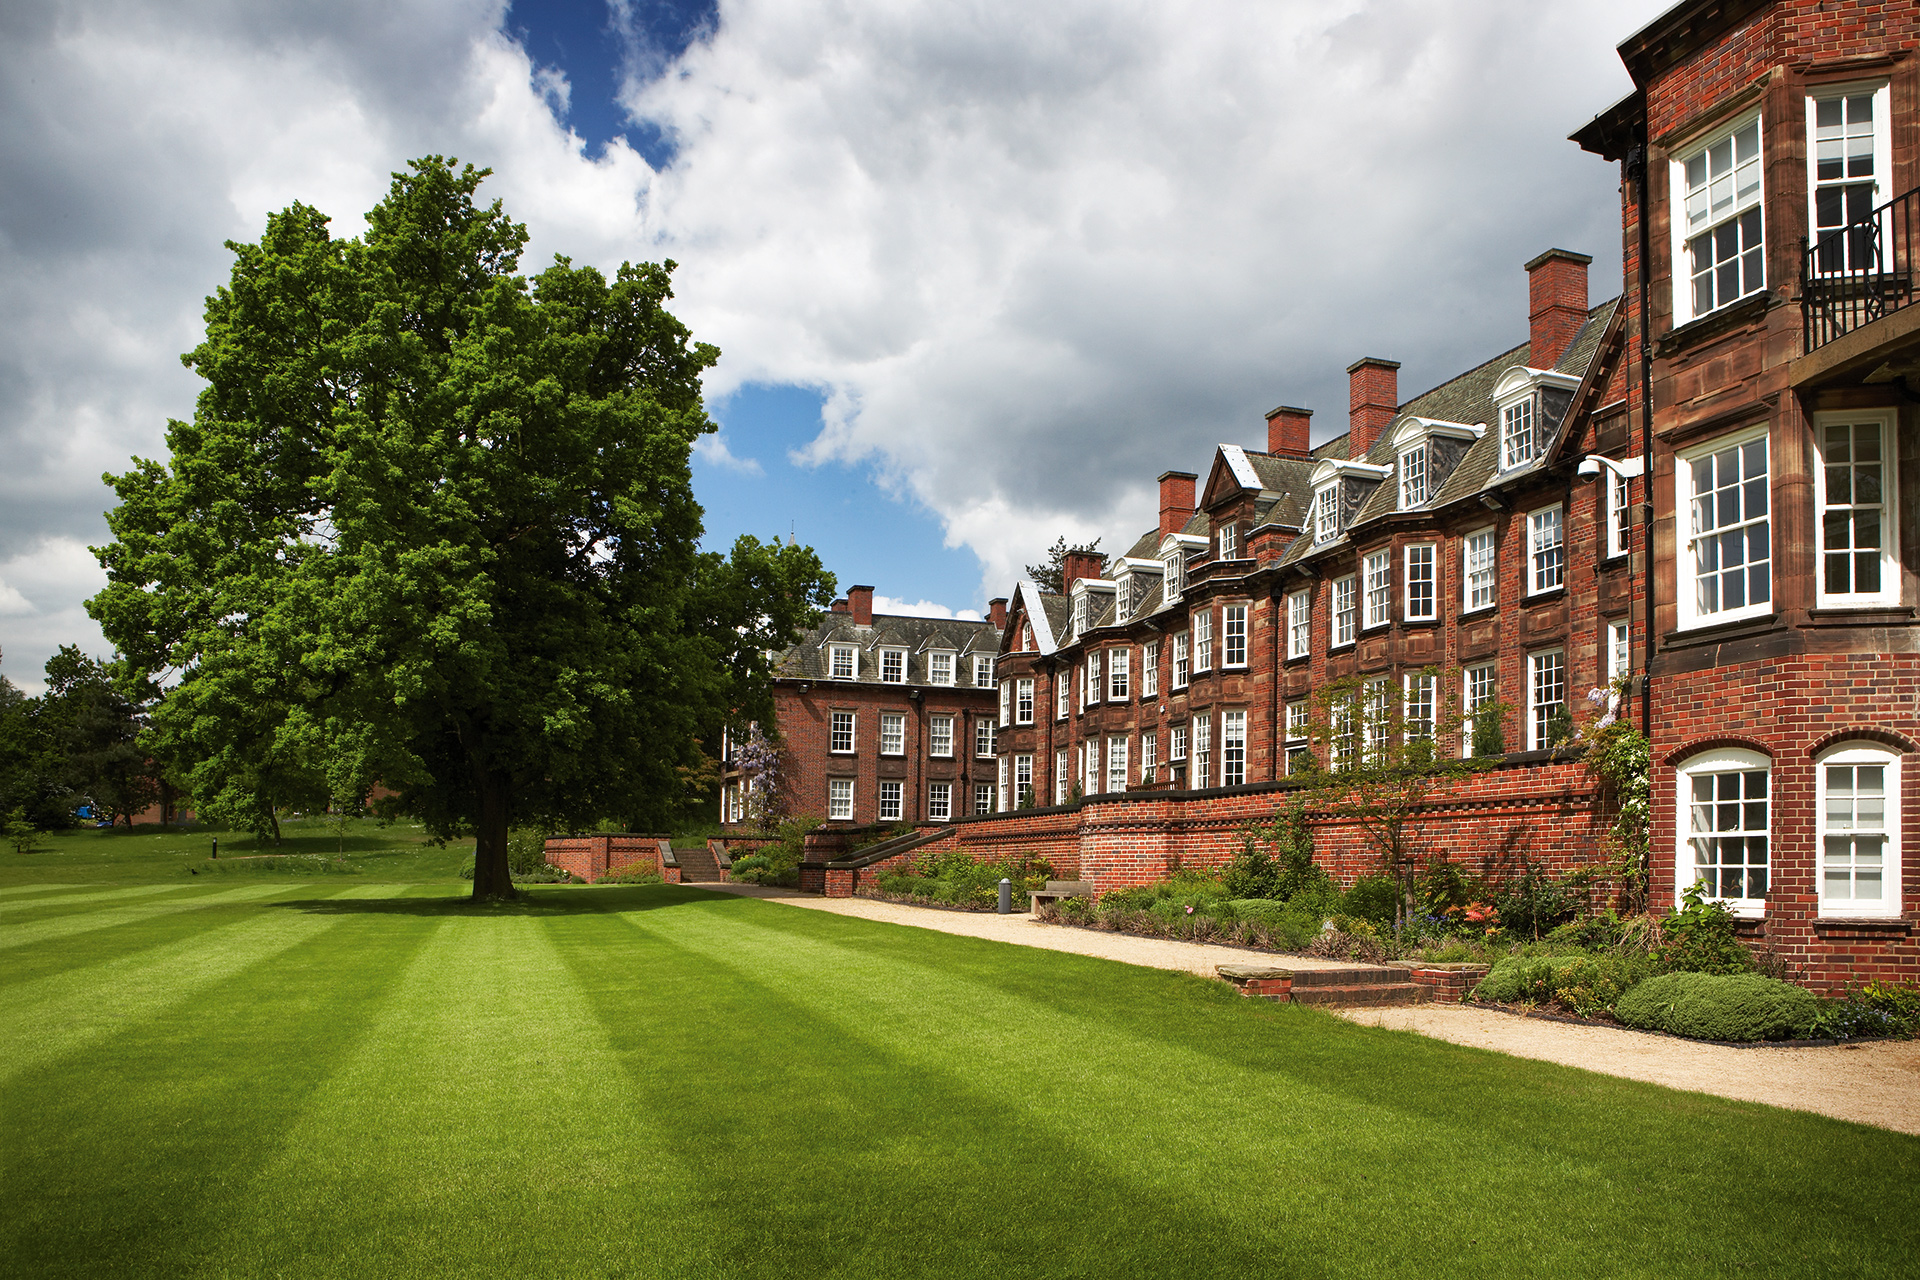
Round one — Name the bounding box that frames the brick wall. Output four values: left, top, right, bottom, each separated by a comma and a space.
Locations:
543, 834, 671, 884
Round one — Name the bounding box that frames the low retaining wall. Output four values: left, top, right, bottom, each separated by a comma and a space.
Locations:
1408, 965, 1490, 1003
821, 757, 1605, 901
543, 834, 674, 884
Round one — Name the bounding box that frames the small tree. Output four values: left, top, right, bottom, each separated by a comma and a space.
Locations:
1023, 536, 1106, 593
1290, 668, 1496, 929
733, 726, 791, 831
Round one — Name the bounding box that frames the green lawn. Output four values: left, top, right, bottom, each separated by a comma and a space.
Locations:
3, 839, 1917, 1277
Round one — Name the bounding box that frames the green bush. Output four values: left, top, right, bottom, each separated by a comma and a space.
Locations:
729, 816, 819, 887
1488, 861, 1579, 939
1340, 876, 1400, 930
1653, 885, 1755, 975
1615, 971, 1819, 1042
1229, 898, 1325, 950
1471, 952, 1653, 1016
1858, 980, 1920, 1035
600, 863, 664, 885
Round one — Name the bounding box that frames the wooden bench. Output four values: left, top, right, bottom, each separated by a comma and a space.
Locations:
1029, 880, 1094, 914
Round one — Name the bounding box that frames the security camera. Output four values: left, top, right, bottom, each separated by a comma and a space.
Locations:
1576, 456, 1602, 479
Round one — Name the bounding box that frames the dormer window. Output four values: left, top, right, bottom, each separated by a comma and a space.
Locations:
879, 647, 906, 683
1074, 593, 1090, 633
1502, 398, 1535, 470
1399, 445, 1428, 509
829, 645, 857, 680
1114, 571, 1132, 623
1162, 551, 1183, 602
1313, 485, 1338, 543
928, 651, 955, 685
1217, 523, 1238, 560
1492, 368, 1577, 474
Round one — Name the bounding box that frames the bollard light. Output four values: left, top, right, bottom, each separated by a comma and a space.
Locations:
998, 877, 1012, 914
210, 837, 218, 860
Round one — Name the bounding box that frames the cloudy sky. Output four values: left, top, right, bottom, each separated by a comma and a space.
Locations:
0, 0, 1668, 690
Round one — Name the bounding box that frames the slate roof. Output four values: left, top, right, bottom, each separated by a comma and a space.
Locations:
775, 610, 1002, 685
1022, 294, 1621, 649
1277, 297, 1620, 568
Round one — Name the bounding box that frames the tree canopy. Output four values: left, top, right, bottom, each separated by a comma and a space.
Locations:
89, 158, 833, 896
1024, 536, 1106, 594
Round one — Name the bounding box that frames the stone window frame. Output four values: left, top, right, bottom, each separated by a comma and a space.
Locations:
1527, 503, 1564, 595
879, 712, 906, 757
828, 778, 855, 822
1671, 110, 1765, 325
1463, 526, 1497, 613
1405, 543, 1437, 621
927, 781, 951, 822
1332, 574, 1357, 648
877, 780, 903, 822
928, 714, 954, 758
1015, 677, 1036, 725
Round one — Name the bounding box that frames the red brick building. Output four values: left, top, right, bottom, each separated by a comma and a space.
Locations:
723, 585, 1004, 829
1573, 0, 1920, 988
992, 248, 1639, 828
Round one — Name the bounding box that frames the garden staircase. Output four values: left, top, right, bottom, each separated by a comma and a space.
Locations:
1218, 963, 1431, 1008
1288, 966, 1430, 1008
673, 842, 723, 883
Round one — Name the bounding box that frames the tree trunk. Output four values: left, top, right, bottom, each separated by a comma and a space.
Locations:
470, 768, 515, 900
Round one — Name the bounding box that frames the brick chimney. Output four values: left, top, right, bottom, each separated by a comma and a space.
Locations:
848, 585, 874, 626
1158, 470, 1197, 540
988, 597, 1008, 628
829, 597, 848, 613
1062, 551, 1104, 593
1347, 358, 1400, 460
1265, 406, 1312, 460
1526, 248, 1591, 369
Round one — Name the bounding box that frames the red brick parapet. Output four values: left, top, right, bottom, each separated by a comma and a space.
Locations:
1408, 965, 1490, 1003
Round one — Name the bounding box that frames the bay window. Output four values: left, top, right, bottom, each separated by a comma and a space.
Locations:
1364, 551, 1390, 627
1223, 605, 1247, 668
1287, 590, 1310, 660
1528, 504, 1563, 594
1680, 428, 1770, 628
1333, 575, 1357, 646
1674, 114, 1764, 322
1815, 412, 1897, 606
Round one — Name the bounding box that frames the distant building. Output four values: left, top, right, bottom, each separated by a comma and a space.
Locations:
723, 587, 1003, 829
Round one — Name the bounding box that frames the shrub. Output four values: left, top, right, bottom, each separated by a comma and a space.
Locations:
729, 815, 819, 887
600, 863, 664, 885
1471, 952, 1653, 1016
1811, 998, 1903, 1041
1488, 861, 1579, 940
1229, 898, 1325, 950
1225, 800, 1324, 902
507, 828, 555, 876
1859, 979, 1920, 1035
1653, 886, 1755, 975
1615, 971, 1819, 1042
1340, 876, 1400, 931
1305, 924, 1389, 966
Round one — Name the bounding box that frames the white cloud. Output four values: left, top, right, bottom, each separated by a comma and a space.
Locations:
693, 432, 764, 476
0, 0, 1671, 680
873, 596, 983, 622
0, 537, 111, 693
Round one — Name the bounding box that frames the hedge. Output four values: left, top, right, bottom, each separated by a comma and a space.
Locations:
1614, 971, 1820, 1042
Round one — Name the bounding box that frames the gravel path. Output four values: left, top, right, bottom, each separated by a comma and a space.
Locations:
704, 882, 1920, 1135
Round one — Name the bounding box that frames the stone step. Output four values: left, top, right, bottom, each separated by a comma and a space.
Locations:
673, 845, 723, 883
1289, 982, 1430, 1008
1288, 966, 1411, 988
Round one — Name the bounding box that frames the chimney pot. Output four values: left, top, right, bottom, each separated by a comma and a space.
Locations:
1158, 470, 1198, 542
1346, 358, 1400, 460
848, 584, 874, 626
1525, 248, 1592, 369
1265, 406, 1312, 460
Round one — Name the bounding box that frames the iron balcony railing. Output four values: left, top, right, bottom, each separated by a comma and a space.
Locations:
1803, 184, 1919, 352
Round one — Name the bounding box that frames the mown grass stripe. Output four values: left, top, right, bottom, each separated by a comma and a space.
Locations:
0, 883, 301, 952
612, 892, 1920, 1279
0, 883, 71, 898
0, 894, 361, 1086
0, 884, 197, 915
196, 902, 702, 1278
0, 906, 437, 1277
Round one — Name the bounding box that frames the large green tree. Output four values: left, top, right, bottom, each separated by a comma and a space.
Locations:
90, 158, 832, 897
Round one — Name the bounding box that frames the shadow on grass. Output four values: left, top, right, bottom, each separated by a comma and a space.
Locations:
270, 883, 735, 917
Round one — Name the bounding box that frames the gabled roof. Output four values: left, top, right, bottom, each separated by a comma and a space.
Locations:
1008, 579, 1064, 654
